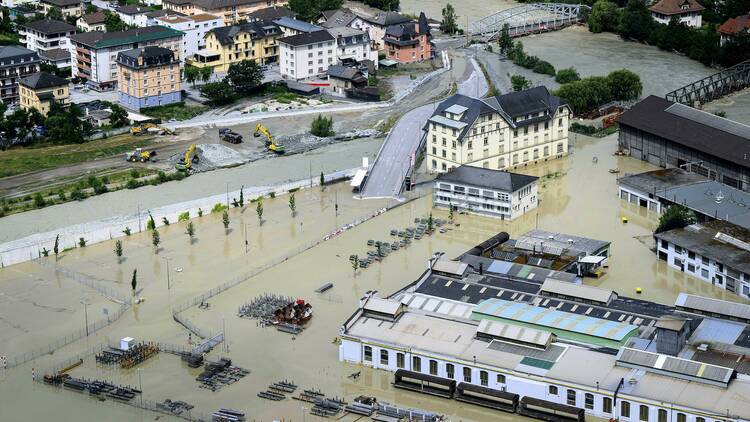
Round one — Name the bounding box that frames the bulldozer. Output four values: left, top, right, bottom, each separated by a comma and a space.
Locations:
125, 148, 157, 162
130, 123, 157, 136
175, 144, 199, 171
253, 123, 285, 154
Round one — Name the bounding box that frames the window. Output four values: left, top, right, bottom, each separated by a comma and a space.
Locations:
584, 393, 594, 410
567, 389, 576, 406
548, 385, 558, 395
396, 353, 404, 368
688, 251, 695, 259
429, 359, 438, 375
657, 409, 667, 422
621, 401, 631, 418
695, 418, 705, 422
463, 367, 471, 382
676, 413, 686, 422
479, 370, 488, 386
468, 141, 473, 149
639, 405, 649, 421
446, 363, 454, 379
497, 374, 506, 384
364, 346, 372, 362
557, 143, 564, 153
412, 356, 421, 372
380, 349, 388, 365
603, 397, 612, 414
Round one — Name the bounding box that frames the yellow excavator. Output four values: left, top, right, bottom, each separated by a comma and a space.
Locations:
253, 123, 285, 154
175, 144, 199, 171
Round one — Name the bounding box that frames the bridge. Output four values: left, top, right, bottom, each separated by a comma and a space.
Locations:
666, 60, 750, 106
471, 3, 590, 39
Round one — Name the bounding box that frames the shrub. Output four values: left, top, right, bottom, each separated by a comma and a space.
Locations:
178, 211, 190, 221
656, 205, 696, 234
34, 193, 46, 208
310, 114, 334, 137
212, 203, 228, 213
555, 67, 580, 84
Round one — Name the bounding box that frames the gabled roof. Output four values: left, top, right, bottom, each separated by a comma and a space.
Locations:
247, 6, 295, 21
492, 85, 563, 119
80, 11, 107, 25
435, 165, 538, 192
320, 8, 357, 28
0, 45, 38, 60
649, 0, 705, 15
359, 11, 411, 26
19, 72, 68, 90
277, 29, 334, 47
208, 21, 280, 46
428, 93, 496, 140
22, 19, 76, 34
116, 5, 151, 15
718, 15, 750, 36
273, 16, 322, 33
39, 48, 71, 61
326, 65, 365, 81
40, 0, 82, 7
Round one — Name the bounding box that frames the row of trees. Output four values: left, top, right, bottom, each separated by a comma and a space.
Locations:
502, 31, 557, 77
554, 69, 642, 114
288, 0, 343, 22
199, 60, 264, 106
588, 0, 750, 67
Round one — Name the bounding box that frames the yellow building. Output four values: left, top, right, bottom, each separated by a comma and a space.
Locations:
188, 21, 281, 72
18, 72, 70, 116
163, 0, 287, 25
117, 46, 182, 111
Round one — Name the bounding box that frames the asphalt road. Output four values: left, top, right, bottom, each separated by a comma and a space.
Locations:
360, 52, 488, 199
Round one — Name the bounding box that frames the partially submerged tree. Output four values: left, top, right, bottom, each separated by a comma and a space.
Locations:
222, 210, 230, 233
114, 240, 123, 263
152, 229, 161, 253
289, 193, 296, 216
53, 234, 59, 258
256, 198, 264, 224
440, 3, 459, 35
131, 269, 137, 293
186, 221, 196, 242
655, 205, 696, 234
428, 213, 434, 232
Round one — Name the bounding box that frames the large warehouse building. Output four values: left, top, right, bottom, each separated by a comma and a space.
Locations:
617, 95, 750, 192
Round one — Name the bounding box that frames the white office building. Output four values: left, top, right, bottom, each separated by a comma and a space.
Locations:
154, 13, 223, 61
278, 29, 335, 80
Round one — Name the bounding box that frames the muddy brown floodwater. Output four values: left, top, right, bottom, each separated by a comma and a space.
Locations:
2, 133, 746, 421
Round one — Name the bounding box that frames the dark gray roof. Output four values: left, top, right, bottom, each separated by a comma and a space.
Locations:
360, 11, 411, 26
654, 221, 750, 274
116, 5, 150, 15
618, 168, 707, 195
618, 95, 750, 168
435, 165, 538, 192
19, 72, 68, 89
278, 29, 334, 46
39, 48, 71, 61
22, 19, 76, 34
0, 46, 39, 66
81, 11, 107, 24
327, 65, 365, 81
657, 180, 750, 230
429, 93, 495, 140
208, 21, 280, 46
41, 0, 82, 6
273, 16, 322, 33
491, 85, 564, 120
320, 8, 357, 28
248, 6, 294, 21
117, 46, 177, 68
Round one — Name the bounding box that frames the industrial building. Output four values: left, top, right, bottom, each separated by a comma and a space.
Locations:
654, 220, 750, 299
339, 234, 750, 422
617, 95, 750, 192
433, 165, 538, 220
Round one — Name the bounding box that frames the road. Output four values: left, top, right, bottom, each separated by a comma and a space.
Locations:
360, 51, 488, 199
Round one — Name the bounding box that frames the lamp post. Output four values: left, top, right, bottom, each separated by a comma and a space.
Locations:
137, 368, 143, 406
163, 257, 171, 290
80, 298, 90, 337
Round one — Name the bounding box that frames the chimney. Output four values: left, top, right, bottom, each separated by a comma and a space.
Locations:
479, 262, 484, 275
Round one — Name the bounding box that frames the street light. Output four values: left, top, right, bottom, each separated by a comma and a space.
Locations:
137, 368, 143, 406
163, 257, 171, 290
80, 297, 90, 337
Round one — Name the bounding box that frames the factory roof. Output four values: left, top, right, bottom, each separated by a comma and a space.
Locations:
617, 96, 750, 168
435, 165, 539, 193
656, 180, 750, 230
618, 168, 706, 195
431, 260, 469, 277
514, 229, 610, 257
539, 279, 616, 305
616, 347, 734, 388
654, 221, 750, 273
675, 293, 750, 322
362, 296, 404, 318
472, 299, 639, 347
477, 319, 555, 348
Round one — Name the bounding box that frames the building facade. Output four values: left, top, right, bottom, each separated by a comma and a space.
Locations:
278, 29, 335, 80
19, 19, 76, 56
349, 11, 411, 49
326, 26, 378, 67
115, 5, 152, 27
427, 88, 571, 173
0, 46, 41, 104
188, 20, 280, 73
433, 165, 538, 220
18, 71, 70, 115
163, 0, 287, 25
649, 0, 704, 28
718, 15, 750, 46
155, 13, 223, 62
39, 0, 84, 18
655, 221, 750, 299
618, 95, 750, 192
117, 46, 181, 110
69, 26, 184, 90
77, 11, 107, 32
384, 12, 431, 63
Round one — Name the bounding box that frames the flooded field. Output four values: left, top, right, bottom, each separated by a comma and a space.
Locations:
2, 133, 746, 421
400, 0, 517, 26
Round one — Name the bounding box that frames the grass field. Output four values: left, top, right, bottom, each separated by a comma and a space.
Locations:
0, 135, 153, 178
141, 103, 209, 121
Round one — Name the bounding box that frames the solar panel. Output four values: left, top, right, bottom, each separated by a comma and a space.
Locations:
666, 103, 750, 140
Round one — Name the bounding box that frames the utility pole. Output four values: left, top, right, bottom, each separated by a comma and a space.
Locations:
137, 204, 142, 233
163, 257, 171, 290
137, 368, 143, 406
309, 161, 313, 188
222, 316, 227, 352
83, 302, 88, 336
225, 182, 229, 208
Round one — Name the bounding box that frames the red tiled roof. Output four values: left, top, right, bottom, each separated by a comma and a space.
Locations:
649, 0, 704, 15
718, 15, 750, 35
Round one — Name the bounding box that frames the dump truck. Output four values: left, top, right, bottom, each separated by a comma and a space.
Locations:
253, 123, 285, 154
219, 128, 243, 144
125, 148, 157, 162
175, 144, 199, 171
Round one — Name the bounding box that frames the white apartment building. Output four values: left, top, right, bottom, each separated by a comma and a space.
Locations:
649, 0, 704, 28
433, 165, 538, 220
19, 19, 76, 55
655, 221, 750, 299
427, 87, 571, 173
278, 29, 335, 80
326, 26, 377, 67
154, 13, 223, 61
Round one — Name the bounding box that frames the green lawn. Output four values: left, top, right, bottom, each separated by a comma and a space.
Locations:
141, 103, 209, 121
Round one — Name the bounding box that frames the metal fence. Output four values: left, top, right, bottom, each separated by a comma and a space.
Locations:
35, 260, 131, 304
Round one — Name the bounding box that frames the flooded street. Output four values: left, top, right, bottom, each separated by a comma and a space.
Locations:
2, 133, 745, 421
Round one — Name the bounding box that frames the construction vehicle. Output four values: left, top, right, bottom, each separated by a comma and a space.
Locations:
219, 128, 243, 144
125, 148, 157, 162
253, 123, 285, 154
130, 123, 157, 136
175, 144, 199, 171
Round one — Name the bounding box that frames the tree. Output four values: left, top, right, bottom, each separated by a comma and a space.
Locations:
256, 198, 264, 223
587, 0, 621, 33
226, 60, 264, 94
440, 3, 459, 35
511, 75, 531, 91
199, 66, 213, 84
85, 3, 98, 14
34, 192, 46, 208
147, 213, 156, 230
104, 11, 129, 32
655, 205, 696, 233
351, 255, 359, 273
239, 185, 244, 207
607, 69, 642, 100
78, 237, 86, 247
320, 172, 325, 186
131, 269, 137, 292
288, 0, 343, 22
114, 240, 123, 263
555, 67, 580, 84
200, 81, 235, 105
289, 193, 296, 216
427, 213, 434, 232
184, 65, 200, 87
46, 7, 64, 21
222, 210, 230, 232
44, 104, 90, 145
498, 24, 513, 55
53, 234, 59, 258
618, 0, 653, 41
310, 115, 334, 137
186, 221, 195, 242
108, 103, 129, 128
152, 229, 161, 253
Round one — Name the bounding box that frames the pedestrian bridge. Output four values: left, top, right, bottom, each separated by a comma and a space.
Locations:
471, 3, 591, 39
